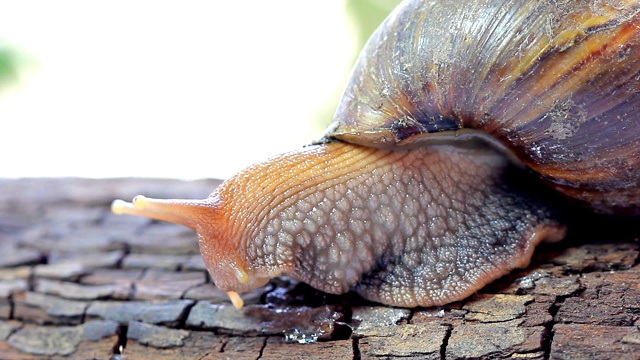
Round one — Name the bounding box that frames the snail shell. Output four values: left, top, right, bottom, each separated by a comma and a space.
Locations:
329, 0, 640, 215
112, 0, 640, 308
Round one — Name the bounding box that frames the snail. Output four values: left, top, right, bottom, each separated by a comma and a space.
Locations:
112, 0, 640, 309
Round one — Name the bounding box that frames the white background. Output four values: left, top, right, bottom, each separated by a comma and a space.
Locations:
0, 1, 359, 179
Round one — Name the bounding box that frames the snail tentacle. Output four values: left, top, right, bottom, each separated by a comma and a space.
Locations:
110, 196, 216, 230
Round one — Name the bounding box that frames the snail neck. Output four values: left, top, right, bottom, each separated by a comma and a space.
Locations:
214, 141, 390, 257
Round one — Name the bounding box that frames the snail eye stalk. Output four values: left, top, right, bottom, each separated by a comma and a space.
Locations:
111, 196, 215, 230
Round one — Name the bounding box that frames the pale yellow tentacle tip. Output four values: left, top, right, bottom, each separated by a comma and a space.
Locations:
227, 291, 244, 309
228, 262, 247, 309
111, 195, 149, 216
132, 195, 149, 209
227, 258, 250, 284
234, 267, 250, 284
111, 199, 132, 215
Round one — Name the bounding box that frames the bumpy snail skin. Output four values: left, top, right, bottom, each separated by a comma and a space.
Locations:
113, 138, 565, 307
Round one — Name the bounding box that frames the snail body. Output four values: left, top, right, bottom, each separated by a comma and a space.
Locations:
113, 0, 640, 308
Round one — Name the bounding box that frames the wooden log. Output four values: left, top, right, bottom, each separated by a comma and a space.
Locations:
0, 178, 637, 359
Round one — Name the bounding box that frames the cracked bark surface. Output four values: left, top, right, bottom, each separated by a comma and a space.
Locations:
0, 178, 638, 359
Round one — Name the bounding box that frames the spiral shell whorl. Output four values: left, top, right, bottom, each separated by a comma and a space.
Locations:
328, 0, 640, 214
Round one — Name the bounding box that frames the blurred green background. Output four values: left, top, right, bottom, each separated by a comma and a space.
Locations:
346, 0, 401, 54
0, 47, 22, 92
313, 0, 401, 127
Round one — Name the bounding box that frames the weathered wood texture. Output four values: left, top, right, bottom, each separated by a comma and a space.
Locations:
0, 178, 637, 359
